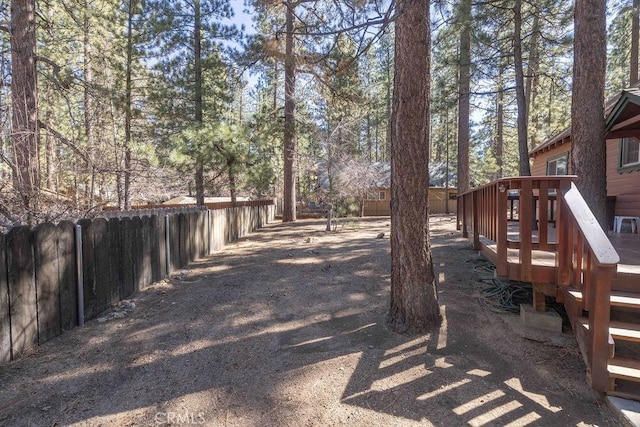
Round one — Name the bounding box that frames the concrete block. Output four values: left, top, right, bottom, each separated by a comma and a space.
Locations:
520, 303, 562, 334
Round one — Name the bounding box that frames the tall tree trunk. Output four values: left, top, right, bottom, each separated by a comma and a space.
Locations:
229, 163, 237, 204
526, 11, 540, 151
272, 59, 279, 121
384, 37, 392, 162
514, 0, 530, 176
445, 107, 450, 214
457, 0, 471, 192
388, 0, 441, 334
84, 1, 96, 208
496, 62, 504, 179
123, 0, 135, 210
572, 0, 607, 230
11, 0, 39, 217
282, 1, 297, 222
194, 0, 205, 206
632, 0, 639, 86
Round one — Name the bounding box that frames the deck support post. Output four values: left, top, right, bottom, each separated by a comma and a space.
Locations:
533, 283, 546, 312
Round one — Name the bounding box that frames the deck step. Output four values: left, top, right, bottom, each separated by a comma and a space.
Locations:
609, 357, 640, 383
610, 321, 640, 343
578, 317, 640, 343
576, 318, 616, 359
567, 288, 640, 309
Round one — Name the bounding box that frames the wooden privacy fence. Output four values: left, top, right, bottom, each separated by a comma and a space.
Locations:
0, 200, 275, 364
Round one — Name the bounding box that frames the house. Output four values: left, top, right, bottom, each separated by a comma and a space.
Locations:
530, 86, 640, 228
315, 161, 457, 216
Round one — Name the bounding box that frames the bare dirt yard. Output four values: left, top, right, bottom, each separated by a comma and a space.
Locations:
0, 216, 621, 426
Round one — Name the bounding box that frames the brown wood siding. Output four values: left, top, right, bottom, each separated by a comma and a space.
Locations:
363, 188, 457, 216
531, 142, 572, 175
606, 138, 640, 216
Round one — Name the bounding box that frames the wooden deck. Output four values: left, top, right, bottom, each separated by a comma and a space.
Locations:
458, 176, 635, 394
479, 223, 640, 289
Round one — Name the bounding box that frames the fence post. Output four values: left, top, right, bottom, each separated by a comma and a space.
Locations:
165, 215, 171, 275
74, 224, 84, 327
207, 210, 211, 255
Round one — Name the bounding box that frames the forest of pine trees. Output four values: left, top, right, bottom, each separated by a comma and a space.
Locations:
0, 0, 636, 226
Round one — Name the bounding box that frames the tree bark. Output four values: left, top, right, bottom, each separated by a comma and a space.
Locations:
514, 0, 530, 176
496, 63, 504, 179
84, 1, 96, 208
632, 0, 639, 86
387, 0, 441, 334
572, 0, 607, 230
457, 0, 471, 193
282, 1, 297, 222
526, 11, 540, 151
194, 0, 205, 206
124, 0, 135, 210
11, 0, 40, 216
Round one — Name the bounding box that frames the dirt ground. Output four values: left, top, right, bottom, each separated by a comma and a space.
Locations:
0, 215, 621, 426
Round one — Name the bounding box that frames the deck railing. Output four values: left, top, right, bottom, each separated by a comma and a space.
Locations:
457, 176, 619, 392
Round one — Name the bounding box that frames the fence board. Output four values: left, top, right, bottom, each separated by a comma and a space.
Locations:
108, 218, 121, 305
150, 215, 161, 282
212, 209, 225, 251
93, 218, 111, 316
78, 219, 97, 320
34, 223, 61, 344
120, 217, 134, 298
57, 221, 77, 331
158, 215, 167, 277
0, 234, 10, 362
188, 213, 196, 262
141, 216, 152, 288
132, 217, 143, 290
179, 213, 187, 267
169, 214, 179, 271
7, 226, 37, 358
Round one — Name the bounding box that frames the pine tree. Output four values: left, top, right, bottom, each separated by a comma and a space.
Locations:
388, 0, 441, 333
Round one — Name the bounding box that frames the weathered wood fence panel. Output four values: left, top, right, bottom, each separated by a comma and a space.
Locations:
93, 218, 111, 318
7, 226, 37, 359
0, 234, 10, 362
58, 221, 77, 331
34, 223, 60, 344
120, 217, 135, 299
108, 219, 121, 305
0, 201, 274, 363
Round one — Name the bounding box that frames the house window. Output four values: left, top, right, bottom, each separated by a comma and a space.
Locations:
620, 138, 640, 167
366, 190, 386, 201
546, 152, 568, 175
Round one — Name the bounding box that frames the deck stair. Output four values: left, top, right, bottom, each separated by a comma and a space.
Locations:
458, 176, 637, 397
567, 288, 640, 399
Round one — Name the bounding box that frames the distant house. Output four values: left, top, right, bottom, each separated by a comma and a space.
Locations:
530, 87, 640, 228
315, 161, 457, 216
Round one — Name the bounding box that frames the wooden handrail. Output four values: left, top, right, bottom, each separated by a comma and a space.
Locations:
457, 176, 619, 393
561, 184, 619, 265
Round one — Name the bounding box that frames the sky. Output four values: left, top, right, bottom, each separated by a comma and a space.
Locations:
230, 1, 257, 36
